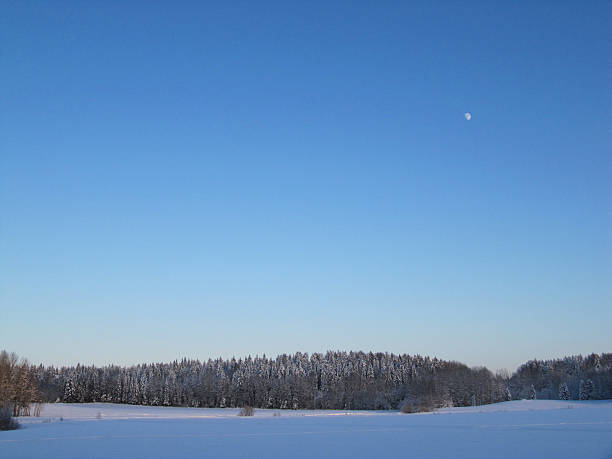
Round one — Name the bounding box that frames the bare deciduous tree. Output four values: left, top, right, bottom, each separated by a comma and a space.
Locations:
0, 351, 41, 417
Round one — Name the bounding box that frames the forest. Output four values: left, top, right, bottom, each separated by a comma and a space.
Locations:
2, 351, 610, 415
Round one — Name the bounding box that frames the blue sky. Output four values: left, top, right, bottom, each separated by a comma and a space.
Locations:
1, 1, 610, 371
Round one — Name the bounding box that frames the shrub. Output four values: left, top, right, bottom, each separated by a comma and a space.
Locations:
400, 401, 415, 414
0, 403, 19, 431
238, 406, 255, 417
417, 398, 435, 413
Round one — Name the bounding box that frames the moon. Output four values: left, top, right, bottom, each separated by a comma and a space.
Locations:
464, 112, 472, 121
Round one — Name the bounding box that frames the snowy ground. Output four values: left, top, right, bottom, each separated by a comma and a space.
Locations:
2, 400, 612, 458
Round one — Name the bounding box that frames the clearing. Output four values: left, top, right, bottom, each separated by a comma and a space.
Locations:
2, 400, 611, 458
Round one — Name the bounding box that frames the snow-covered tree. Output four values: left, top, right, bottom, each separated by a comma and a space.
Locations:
26, 352, 612, 411
528, 385, 537, 400
558, 382, 570, 400
63, 379, 76, 403
579, 379, 594, 400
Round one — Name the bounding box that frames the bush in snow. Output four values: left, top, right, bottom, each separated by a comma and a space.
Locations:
417, 397, 435, 413
238, 406, 254, 416
400, 401, 415, 414
0, 403, 19, 431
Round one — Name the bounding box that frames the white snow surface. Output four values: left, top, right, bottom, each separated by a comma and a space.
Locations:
2, 400, 611, 458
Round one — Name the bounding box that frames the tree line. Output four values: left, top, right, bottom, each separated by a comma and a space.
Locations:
2, 351, 610, 415
0, 351, 41, 419
509, 353, 611, 401
38, 352, 508, 412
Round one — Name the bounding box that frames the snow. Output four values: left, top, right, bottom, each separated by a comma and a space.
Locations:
15, 403, 384, 421
2, 401, 612, 458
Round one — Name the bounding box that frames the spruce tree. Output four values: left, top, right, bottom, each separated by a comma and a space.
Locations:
580, 379, 594, 400
529, 384, 537, 400
63, 379, 76, 403
558, 382, 570, 400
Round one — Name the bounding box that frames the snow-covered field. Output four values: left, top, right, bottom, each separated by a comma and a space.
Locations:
2, 400, 611, 458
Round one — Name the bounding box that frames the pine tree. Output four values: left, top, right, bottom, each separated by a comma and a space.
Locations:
529, 384, 536, 400
579, 379, 594, 400
28, 351, 612, 411
63, 379, 76, 403
558, 382, 570, 400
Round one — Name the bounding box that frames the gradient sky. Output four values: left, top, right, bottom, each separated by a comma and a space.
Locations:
1, 1, 610, 372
